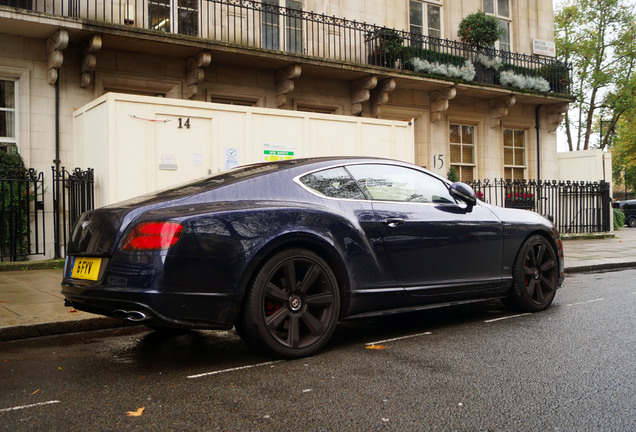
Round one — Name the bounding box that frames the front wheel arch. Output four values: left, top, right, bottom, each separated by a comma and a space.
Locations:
506, 234, 559, 312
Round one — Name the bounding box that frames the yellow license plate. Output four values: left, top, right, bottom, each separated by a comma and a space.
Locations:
71, 257, 102, 281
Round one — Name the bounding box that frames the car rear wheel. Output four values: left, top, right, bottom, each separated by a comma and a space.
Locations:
236, 249, 340, 359
507, 235, 558, 312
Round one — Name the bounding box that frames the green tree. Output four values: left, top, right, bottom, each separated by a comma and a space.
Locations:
554, 0, 636, 151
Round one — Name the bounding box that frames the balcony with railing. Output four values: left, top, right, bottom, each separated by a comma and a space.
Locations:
2, 0, 571, 96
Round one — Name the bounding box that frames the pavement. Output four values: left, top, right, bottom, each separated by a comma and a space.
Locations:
1, 229, 636, 342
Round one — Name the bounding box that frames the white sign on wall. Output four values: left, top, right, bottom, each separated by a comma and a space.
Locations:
533, 39, 556, 57
224, 148, 239, 171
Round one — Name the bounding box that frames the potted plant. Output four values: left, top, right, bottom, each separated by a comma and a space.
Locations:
367, 27, 404, 68
457, 11, 503, 83
505, 192, 535, 210
457, 10, 503, 49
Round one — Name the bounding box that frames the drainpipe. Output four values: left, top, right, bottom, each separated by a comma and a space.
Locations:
53, 76, 61, 259
535, 105, 541, 182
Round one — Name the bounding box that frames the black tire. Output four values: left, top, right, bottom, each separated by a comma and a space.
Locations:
236, 249, 340, 359
628, 217, 636, 228
507, 235, 559, 312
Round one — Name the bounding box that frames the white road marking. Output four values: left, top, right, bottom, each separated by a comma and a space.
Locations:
566, 298, 604, 307
187, 360, 283, 379
365, 332, 432, 346
0, 400, 60, 413
484, 313, 531, 323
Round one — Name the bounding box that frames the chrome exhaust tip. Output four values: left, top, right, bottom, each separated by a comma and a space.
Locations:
113, 309, 149, 322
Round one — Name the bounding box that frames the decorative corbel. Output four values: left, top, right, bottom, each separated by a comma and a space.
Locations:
370, 78, 396, 118
276, 64, 302, 107
351, 76, 378, 115
546, 103, 569, 132
186, 51, 212, 99
80, 34, 102, 88
488, 95, 516, 128
46, 29, 69, 85
430, 87, 456, 122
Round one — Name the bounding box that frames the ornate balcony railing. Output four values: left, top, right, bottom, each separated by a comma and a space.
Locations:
2, 0, 571, 95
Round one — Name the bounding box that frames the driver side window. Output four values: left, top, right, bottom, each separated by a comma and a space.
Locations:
346, 164, 455, 204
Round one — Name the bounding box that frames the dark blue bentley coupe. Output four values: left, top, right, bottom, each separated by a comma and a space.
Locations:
62, 157, 564, 358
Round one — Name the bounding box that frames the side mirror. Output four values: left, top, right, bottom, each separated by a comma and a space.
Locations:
449, 182, 477, 208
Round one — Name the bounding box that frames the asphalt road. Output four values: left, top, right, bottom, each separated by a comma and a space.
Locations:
1, 269, 635, 431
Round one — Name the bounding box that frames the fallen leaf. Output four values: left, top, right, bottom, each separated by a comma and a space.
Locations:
31, 389, 40, 395
0, 301, 8, 303
366, 344, 386, 350
69, 309, 78, 313
57, 367, 63, 371
127, 407, 145, 417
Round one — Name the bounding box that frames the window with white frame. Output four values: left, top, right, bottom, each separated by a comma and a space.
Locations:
503, 129, 526, 180
409, 0, 442, 39
262, 0, 303, 54
449, 124, 476, 182
0, 79, 17, 153
483, 0, 511, 51
148, 0, 198, 36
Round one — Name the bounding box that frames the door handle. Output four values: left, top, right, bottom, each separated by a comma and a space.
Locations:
382, 218, 405, 228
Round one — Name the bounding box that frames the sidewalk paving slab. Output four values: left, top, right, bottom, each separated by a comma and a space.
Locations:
1, 228, 636, 342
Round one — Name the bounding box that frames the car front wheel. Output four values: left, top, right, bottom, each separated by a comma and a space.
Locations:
628, 217, 636, 228
507, 235, 559, 312
236, 249, 340, 359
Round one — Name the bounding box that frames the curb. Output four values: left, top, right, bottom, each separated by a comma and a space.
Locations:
0, 259, 65, 272
0, 318, 136, 343
564, 261, 636, 274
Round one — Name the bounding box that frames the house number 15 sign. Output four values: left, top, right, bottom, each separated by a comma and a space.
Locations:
432, 154, 445, 169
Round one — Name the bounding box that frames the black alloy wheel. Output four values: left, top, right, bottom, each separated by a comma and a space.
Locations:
628, 217, 636, 228
236, 249, 340, 358
508, 235, 559, 312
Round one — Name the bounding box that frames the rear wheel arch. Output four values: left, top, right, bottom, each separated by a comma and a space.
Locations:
235, 245, 343, 358
236, 233, 350, 312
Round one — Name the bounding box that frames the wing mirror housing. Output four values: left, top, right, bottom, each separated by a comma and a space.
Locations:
449, 182, 477, 210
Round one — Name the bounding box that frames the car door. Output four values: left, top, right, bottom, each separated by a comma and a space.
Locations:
296, 165, 399, 292
346, 163, 504, 297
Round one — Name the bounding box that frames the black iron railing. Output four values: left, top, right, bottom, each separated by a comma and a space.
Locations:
468, 179, 612, 234
4, 0, 571, 95
52, 167, 95, 258
0, 168, 45, 260
0, 167, 95, 260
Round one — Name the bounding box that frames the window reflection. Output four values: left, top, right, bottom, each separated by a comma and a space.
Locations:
300, 167, 366, 200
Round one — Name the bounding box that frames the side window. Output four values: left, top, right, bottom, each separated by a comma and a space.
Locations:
346, 164, 455, 204
299, 167, 366, 200
0, 79, 17, 152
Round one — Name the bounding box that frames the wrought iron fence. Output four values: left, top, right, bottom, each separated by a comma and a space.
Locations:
468, 179, 612, 234
0, 167, 95, 260
0, 168, 45, 260
4, 0, 571, 95
52, 167, 95, 259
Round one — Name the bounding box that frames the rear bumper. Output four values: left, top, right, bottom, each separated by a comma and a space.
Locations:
61, 282, 239, 330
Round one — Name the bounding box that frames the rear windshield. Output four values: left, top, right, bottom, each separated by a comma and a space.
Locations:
105, 161, 297, 208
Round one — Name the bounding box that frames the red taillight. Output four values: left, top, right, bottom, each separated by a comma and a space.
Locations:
122, 221, 183, 251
